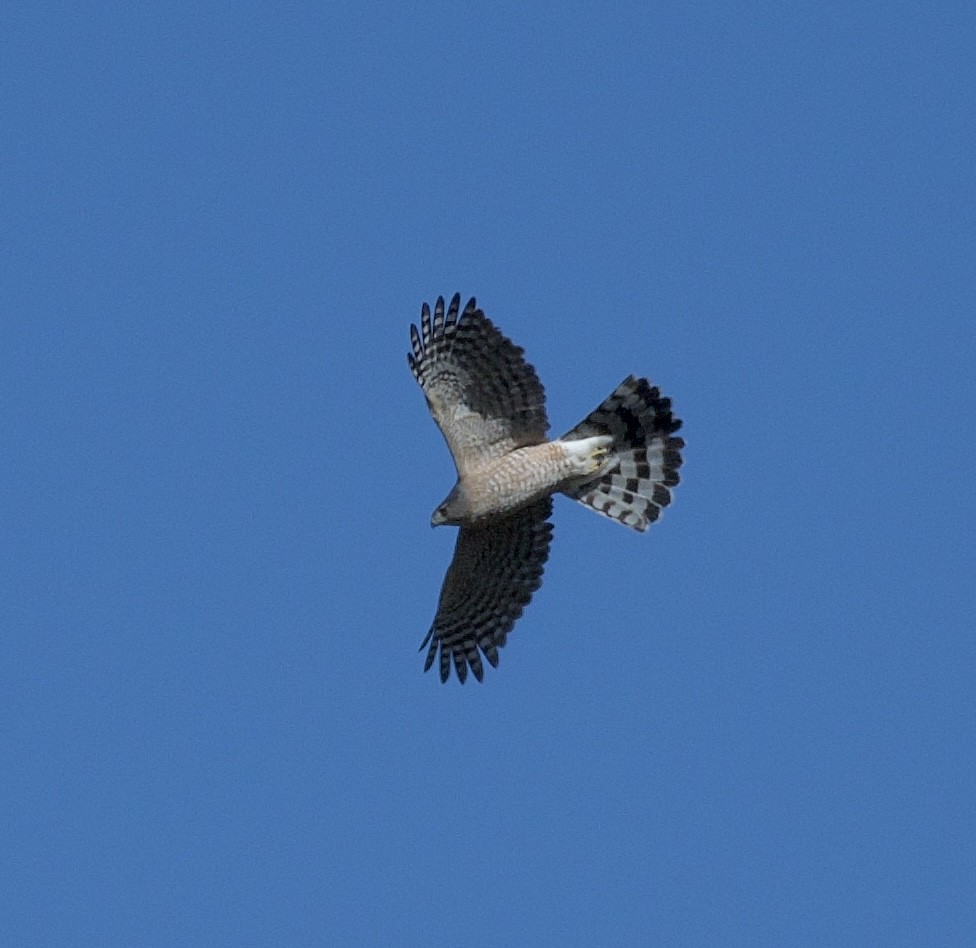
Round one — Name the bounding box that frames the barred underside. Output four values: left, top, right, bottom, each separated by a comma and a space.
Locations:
561, 376, 684, 532
456, 441, 587, 522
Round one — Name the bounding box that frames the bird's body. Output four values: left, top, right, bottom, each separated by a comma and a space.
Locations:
409, 294, 683, 683
432, 437, 613, 525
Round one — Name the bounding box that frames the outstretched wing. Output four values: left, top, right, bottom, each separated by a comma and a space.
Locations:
420, 498, 554, 683
408, 294, 549, 476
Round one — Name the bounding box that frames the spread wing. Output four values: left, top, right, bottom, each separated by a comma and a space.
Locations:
408, 294, 549, 476
419, 498, 554, 683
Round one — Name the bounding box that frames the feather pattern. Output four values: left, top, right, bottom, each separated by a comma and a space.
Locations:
561, 376, 684, 531
408, 294, 548, 476
419, 498, 554, 683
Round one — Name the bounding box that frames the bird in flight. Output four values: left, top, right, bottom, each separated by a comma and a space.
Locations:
409, 294, 683, 683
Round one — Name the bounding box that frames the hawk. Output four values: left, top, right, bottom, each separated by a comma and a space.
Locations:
409, 294, 683, 683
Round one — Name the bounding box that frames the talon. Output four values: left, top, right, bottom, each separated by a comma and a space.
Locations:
588, 446, 610, 472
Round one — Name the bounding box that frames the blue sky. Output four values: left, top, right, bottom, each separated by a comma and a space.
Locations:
3, 2, 974, 944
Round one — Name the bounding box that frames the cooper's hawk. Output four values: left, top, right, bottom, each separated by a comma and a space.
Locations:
409, 294, 683, 683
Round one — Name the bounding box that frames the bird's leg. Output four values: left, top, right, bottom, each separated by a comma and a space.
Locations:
563, 435, 615, 477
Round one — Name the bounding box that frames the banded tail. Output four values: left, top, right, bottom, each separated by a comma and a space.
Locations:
561, 376, 684, 532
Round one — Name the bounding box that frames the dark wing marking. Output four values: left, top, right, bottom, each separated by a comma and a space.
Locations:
408, 294, 549, 475
419, 498, 554, 683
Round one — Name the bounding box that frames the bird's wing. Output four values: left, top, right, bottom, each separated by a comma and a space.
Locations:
408, 294, 549, 476
419, 497, 554, 683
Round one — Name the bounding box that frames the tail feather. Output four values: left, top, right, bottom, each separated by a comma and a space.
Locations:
561, 376, 684, 532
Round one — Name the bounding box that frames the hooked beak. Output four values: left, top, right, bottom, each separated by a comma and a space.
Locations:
431, 509, 447, 527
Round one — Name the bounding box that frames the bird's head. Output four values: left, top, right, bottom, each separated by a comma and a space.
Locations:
431, 483, 466, 527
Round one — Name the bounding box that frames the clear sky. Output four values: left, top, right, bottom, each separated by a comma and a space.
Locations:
3, 3, 974, 945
